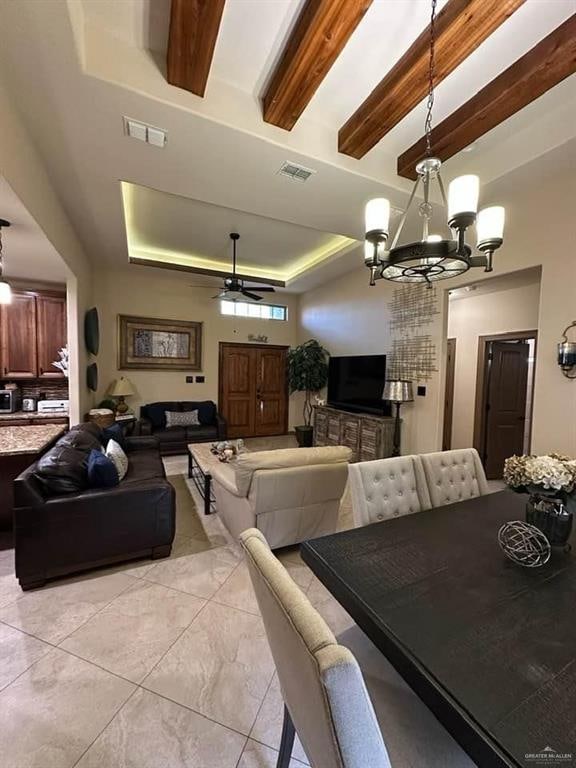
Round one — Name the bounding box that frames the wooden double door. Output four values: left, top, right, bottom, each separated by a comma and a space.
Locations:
219, 343, 288, 438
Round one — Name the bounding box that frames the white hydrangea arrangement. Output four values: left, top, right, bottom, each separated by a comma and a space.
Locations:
504, 453, 576, 512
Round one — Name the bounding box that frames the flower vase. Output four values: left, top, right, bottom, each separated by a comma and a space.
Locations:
526, 495, 573, 546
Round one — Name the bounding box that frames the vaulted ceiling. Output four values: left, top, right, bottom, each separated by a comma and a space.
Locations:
0, 0, 574, 290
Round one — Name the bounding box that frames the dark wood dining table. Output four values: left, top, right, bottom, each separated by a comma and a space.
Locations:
300, 490, 576, 768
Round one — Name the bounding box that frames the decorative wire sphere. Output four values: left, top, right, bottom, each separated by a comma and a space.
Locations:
498, 521, 551, 568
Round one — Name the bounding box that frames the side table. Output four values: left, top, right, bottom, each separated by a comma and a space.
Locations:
115, 414, 136, 436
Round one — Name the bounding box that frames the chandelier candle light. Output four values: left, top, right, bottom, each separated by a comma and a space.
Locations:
0, 219, 12, 305
364, 0, 505, 287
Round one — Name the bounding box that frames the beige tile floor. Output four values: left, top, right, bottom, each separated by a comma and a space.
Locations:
0, 437, 503, 768
0, 436, 356, 768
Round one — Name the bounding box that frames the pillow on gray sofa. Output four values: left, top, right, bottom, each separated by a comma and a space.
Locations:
182, 401, 216, 425
145, 402, 180, 429
165, 410, 199, 428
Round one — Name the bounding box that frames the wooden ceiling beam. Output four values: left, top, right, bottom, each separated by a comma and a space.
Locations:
167, 0, 226, 97
263, 0, 373, 131
397, 14, 576, 179
338, 0, 526, 159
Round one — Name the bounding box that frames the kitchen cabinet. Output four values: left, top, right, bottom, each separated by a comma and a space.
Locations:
1, 294, 37, 378
36, 295, 67, 378
0, 291, 66, 380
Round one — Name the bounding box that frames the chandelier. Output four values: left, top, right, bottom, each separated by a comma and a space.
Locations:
364, 0, 505, 287
0, 219, 12, 305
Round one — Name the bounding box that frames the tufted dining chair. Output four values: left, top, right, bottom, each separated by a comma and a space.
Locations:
240, 528, 476, 768
420, 448, 489, 508
348, 455, 431, 528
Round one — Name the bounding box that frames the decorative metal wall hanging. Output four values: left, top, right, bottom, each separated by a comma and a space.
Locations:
387, 284, 439, 381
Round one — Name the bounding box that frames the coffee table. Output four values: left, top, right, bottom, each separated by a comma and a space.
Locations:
187, 443, 221, 515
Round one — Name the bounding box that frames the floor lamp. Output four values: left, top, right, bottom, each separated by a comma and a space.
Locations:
383, 380, 414, 457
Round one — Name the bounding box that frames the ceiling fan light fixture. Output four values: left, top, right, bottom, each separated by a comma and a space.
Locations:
212, 233, 276, 302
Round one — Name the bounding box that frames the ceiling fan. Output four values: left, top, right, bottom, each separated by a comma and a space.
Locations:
189, 233, 276, 302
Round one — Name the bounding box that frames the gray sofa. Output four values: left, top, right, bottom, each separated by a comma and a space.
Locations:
136, 400, 227, 456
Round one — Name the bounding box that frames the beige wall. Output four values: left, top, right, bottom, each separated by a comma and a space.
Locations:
94, 268, 300, 426
447, 273, 541, 449
299, 149, 576, 457
298, 265, 446, 454
0, 76, 93, 422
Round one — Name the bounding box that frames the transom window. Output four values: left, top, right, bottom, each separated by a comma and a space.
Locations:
220, 300, 287, 321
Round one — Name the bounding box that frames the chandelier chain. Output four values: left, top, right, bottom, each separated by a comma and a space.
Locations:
424, 0, 437, 157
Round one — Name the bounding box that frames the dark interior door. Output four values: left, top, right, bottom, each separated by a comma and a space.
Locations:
484, 341, 529, 479
219, 343, 287, 439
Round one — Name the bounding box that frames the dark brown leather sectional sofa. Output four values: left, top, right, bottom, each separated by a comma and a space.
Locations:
13, 423, 175, 590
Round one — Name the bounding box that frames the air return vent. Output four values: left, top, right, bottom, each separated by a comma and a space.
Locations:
277, 161, 316, 182
123, 117, 167, 148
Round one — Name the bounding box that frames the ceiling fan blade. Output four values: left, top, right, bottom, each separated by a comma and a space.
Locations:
242, 290, 263, 301
212, 291, 228, 299
246, 285, 275, 292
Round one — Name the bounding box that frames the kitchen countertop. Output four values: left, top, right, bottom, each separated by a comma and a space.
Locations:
0, 410, 69, 421
0, 424, 67, 457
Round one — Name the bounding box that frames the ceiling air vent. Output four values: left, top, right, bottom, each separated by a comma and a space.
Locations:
123, 117, 167, 148
277, 161, 316, 182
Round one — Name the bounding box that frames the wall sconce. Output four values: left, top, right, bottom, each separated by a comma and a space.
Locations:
558, 321, 576, 379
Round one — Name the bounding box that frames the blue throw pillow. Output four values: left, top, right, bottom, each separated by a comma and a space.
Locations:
87, 449, 119, 489
102, 423, 126, 451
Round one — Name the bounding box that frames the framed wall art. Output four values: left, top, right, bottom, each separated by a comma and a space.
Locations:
118, 315, 202, 371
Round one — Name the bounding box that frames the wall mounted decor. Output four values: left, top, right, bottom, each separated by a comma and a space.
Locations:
558, 320, 576, 379
84, 307, 100, 355
118, 315, 202, 371
248, 334, 269, 343
86, 362, 98, 392
387, 284, 439, 381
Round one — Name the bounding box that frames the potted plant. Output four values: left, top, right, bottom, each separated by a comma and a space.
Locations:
287, 339, 329, 447
503, 453, 576, 545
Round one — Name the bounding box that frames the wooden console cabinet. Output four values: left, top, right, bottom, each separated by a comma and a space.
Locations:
313, 405, 397, 462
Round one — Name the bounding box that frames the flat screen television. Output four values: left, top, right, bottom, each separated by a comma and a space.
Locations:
327, 354, 391, 416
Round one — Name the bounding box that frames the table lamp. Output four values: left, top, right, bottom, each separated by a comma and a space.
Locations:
382, 379, 414, 456
109, 376, 135, 414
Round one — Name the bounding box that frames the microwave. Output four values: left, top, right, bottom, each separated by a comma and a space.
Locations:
0, 389, 21, 413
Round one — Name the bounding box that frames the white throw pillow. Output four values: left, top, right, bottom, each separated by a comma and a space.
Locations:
165, 410, 200, 428
105, 438, 129, 481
